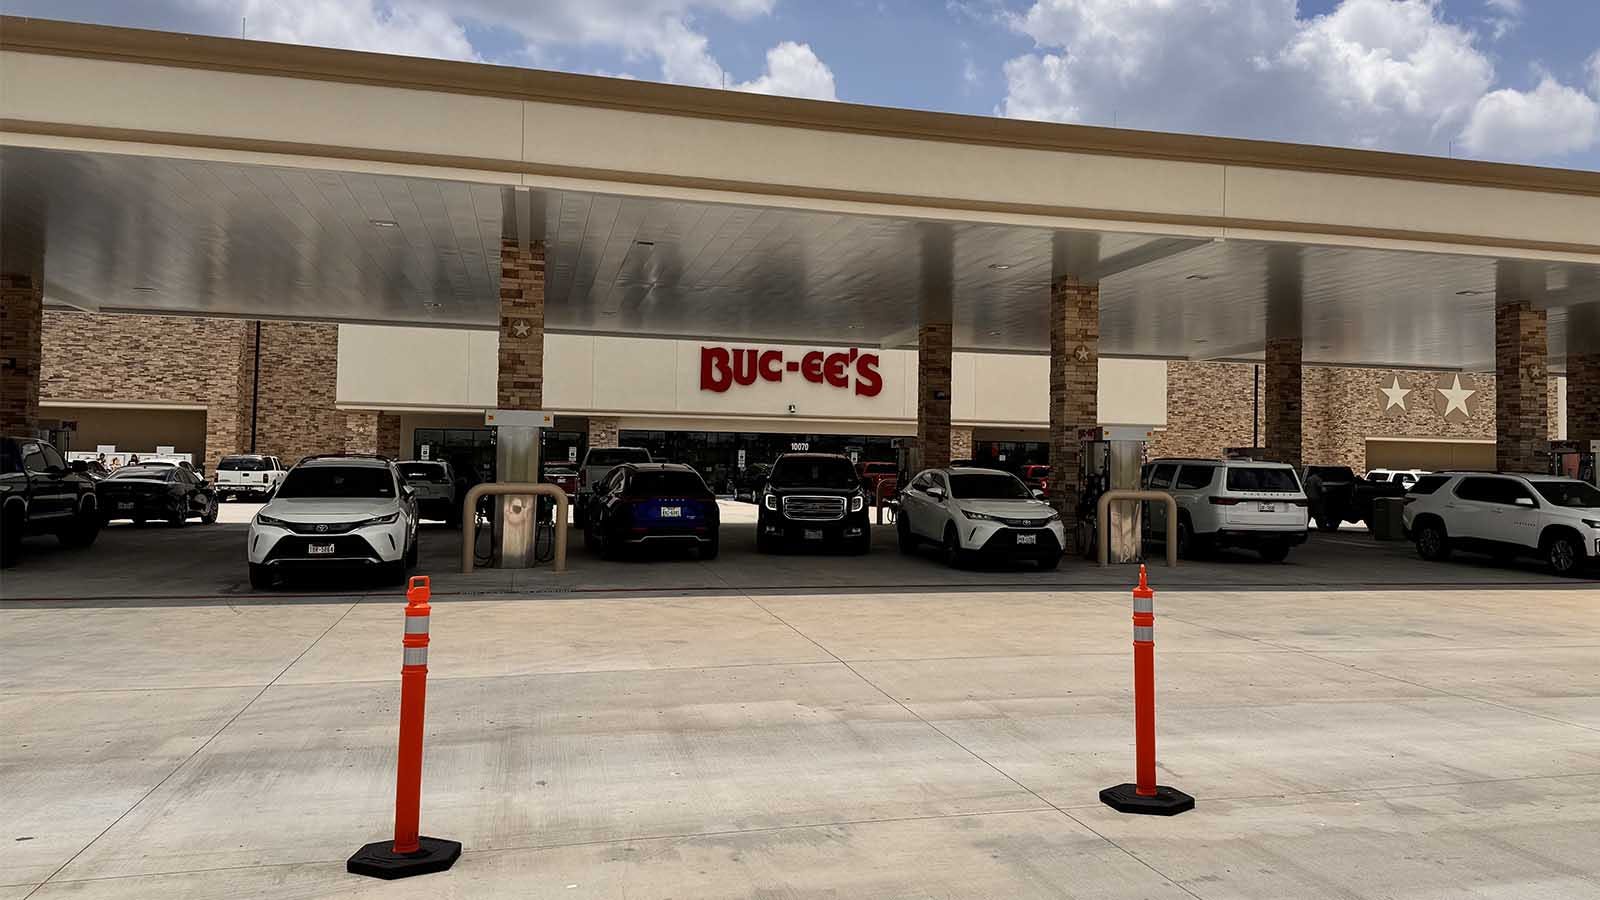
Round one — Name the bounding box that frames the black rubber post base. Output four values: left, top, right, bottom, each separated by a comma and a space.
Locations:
347, 836, 462, 880
1099, 783, 1195, 816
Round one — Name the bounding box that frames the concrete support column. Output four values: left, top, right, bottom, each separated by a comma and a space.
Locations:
917, 322, 953, 471
497, 239, 545, 411
0, 274, 44, 435
1047, 275, 1098, 528
1495, 299, 1549, 471
587, 416, 619, 449
1263, 337, 1304, 468
376, 413, 402, 459
1565, 306, 1600, 447
344, 411, 379, 455
950, 425, 974, 462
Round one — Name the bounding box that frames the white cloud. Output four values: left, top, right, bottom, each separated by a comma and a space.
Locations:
1589, 50, 1600, 98
1460, 76, 1600, 161
231, 0, 477, 61
734, 41, 837, 100
997, 0, 1600, 163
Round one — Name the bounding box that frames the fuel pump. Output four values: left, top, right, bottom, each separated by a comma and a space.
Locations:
1550, 439, 1598, 486
1074, 426, 1148, 562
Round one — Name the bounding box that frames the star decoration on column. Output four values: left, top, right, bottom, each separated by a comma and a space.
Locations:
1436, 374, 1476, 420
510, 320, 531, 339
1379, 374, 1411, 412
1072, 344, 1091, 364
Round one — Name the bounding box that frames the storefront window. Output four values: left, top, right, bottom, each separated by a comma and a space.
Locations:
620, 431, 898, 494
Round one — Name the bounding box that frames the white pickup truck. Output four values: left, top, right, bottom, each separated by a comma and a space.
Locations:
215, 454, 287, 501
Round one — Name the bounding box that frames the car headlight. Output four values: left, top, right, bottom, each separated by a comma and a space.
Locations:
361, 511, 401, 526
850, 493, 865, 513
962, 509, 996, 521
763, 493, 777, 512
254, 513, 289, 528
1043, 509, 1061, 522
1583, 518, 1600, 530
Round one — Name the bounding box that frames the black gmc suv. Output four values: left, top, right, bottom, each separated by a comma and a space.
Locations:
1, 436, 102, 567
756, 453, 871, 554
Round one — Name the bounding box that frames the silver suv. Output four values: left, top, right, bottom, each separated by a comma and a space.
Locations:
1144, 457, 1310, 562
1403, 472, 1599, 577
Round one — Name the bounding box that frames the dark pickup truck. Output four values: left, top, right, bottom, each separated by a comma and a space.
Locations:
1302, 465, 1408, 532
1, 436, 103, 567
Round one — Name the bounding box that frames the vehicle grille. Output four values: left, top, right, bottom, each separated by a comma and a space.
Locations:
285, 520, 364, 535
782, 495, 847, 521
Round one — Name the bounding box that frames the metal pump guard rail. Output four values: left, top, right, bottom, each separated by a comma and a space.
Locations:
1096, 490, 1179, 568
874, 480, 898, 526
460, 483, 570, 575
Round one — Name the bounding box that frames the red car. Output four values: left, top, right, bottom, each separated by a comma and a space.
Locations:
857, 460, 898, 501
1020, 464, 1052, 494
543, 466, 578, 497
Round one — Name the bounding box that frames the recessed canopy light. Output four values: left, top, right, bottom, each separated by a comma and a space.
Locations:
988, 330, 1001, 336
370, 219, 399, 228
1184, 274, 1211, 281
988, 264, 1011, 270
600, 310, 617, 317
1193, 338, 1208, 344
846, 324, 862, 330
635, 240, 656, 247
1455, 289, 1490, 296
422, 301, 442, 310
131, 286, 158, 293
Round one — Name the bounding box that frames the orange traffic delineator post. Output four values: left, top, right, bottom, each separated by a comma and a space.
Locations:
1099, 565, 1195, 816
348, 576, 463, 879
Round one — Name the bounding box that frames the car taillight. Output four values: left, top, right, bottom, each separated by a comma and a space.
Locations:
1289, 499, 1309, 507
1209, 497, 1241, 506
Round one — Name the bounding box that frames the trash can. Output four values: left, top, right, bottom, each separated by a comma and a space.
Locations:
1370, 497, 1406, 541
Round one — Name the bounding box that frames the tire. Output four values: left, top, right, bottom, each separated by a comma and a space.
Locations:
381, 560, 408, 586
1038, 551, 1061, 570
168, 502, 188, 527
1415, 521, 1451, 561
0, 505, 23, 569
755, 530, 777, 554
897, 514, 916, 555
1176, 518, 1193, 560
699, 535, 720, 561
942, 526, 966, 569
248, 563, 274, 590
1544, 532, 1584, 577
58, 501, 102, 548
848, 533, 872, 556
1316, 515, 1340, 533
404, 533, 419, 567
132, 516, 146, 528
201, 497, 219, 524
1258, 542, 1290, 563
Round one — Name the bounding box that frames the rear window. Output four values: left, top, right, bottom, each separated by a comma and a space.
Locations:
397, 463, 449, 482
1532, 480, 1600, 509
276, 466, 394, 499
1174, 465, 1216, 490
770, 457, 858, 489
1365, 471, 1389, 482
1226, 466, 1301, 492
627, 470, 708, 497
109, 466, 172, 481
219, 456, 270, 471
1408, 474, 1450, 495
949, 473, 1031, 500
587, 448, 651, 466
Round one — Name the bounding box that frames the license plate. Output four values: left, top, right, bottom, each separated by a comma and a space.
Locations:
1016, 534, 1038, 545
660, 506, 683, 518
1259, 503, 1278, 512
307, 543, 336, 555
804, 529, 824, 541
117, 502, 134, 510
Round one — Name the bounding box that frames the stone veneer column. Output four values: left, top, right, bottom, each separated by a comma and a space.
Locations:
344, 411, 379, 454
950, 425, 974, 462
917, 323, 953, 471
1495, 300, 1548, 472
1048, 276, 1098, 529
1263, 337, 1303, 468
1566, 307, 1599, 449
376, 413, 402, 459
497, 239, 545, 411
587, 417, 619, 450
1, 274, 44, 435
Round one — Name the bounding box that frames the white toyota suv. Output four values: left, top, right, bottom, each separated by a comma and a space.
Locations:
247, 455, 418, 589
895, 467, 1065, 568
1403, 472, 1599, 577
1144, 457, 1310, 562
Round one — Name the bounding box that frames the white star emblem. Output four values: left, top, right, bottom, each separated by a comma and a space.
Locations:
1380, 375, 1411, 411
511, 320, 531, 338
1437, 374, 1476, 419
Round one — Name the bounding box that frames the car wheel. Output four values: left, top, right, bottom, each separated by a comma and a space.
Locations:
169, 503, 188, 527
1545, 533, 1583, 577
698, 534, 720, 561
201, 497, 219, 524
896, 514, 916, 555
381, 560, 408, 586
1038, 551, 1061, 571
848, 533, 872, 556
132, 516, 146, 528
1258, 542, 1290, 563
1415, 521, 1451, 561
405, 534, 419, 567
1176, 518, 1193, 560
248, 563, 274, 590
1316, 515, 1340, 533
0, 506, 23, 568
59, 503, 102, 548
755, 530, 776, 554
942, 525, 966, 569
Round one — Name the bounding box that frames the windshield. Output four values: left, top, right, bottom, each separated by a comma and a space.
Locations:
109, 466, 172, 481
628, 471, 708, 497
949, 473, 1032, 500
398, 463, 448, 483
770, 458, 858, 489
276, 466, 395, 499
862, 463, 895, 474
1533, 480, 1600, 509
588, 448, 650, 466
218, 456, 269, 471
1227, 467, 1302, 492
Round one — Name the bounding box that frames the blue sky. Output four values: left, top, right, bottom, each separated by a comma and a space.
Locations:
7, 0, 1598, 169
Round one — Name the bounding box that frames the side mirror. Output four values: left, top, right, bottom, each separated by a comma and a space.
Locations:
927, 486, 947, 501
1514, 496, 1535, 508
1032, 489, 1046, 501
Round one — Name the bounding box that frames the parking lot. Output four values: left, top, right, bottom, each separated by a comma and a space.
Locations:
4, 508, 1598, 898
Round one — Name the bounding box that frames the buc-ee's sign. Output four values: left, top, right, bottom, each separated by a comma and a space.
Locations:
700, 346, 883, 397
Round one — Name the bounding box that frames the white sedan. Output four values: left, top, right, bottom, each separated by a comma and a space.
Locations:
248, 456, 418, 589
896, 467, 1065, 568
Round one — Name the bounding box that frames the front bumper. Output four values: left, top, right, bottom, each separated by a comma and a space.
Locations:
759, 510, 871, 545
965, 520, 1066, 558
249, 521, 407, 565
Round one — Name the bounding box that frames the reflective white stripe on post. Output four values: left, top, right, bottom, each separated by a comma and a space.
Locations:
403, 647, 428, 667
1133, 598, 1153, 613
404, 617, 430, 634
1133, 625, 1154, 642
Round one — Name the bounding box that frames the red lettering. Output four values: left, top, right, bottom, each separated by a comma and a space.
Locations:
823, 351, 849, 388
700, 346, 732, 392
732, 348, 759, 386
801, 350, 825, 384
758, 350, 783, 382
854, 353, 883, 397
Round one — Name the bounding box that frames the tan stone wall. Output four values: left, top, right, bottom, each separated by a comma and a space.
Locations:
1047, 276, 1098, 528
950, 425, 973, 460
1145, 362, 1264, 460
1570, 353, 1600, 443
916, 322, 953, 471
497, 240, 545, 411
587, 416, 619, 449
251, 322, 344, 466
1, 274, 44, 434
1494, 301, 1548, 471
